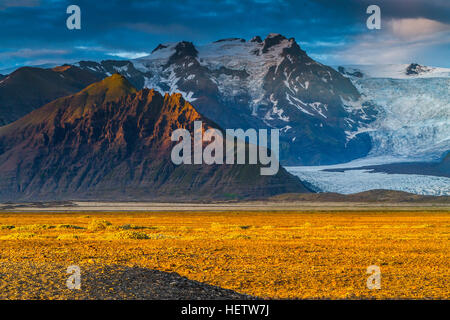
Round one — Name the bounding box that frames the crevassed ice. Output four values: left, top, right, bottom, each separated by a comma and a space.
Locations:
354, 77, 450, 161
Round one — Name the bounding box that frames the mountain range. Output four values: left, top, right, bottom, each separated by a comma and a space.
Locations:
73, 35, 378, 166
0, 34, 448, 200
0, 66, 101, 126
1, 35, 380, 166
14, 36, 447, 167
0, 74, 309, 201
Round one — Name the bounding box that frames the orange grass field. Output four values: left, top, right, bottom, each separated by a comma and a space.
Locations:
0, 209, 449, 299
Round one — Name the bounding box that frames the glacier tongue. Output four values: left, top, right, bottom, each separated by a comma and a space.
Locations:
286, 165, 450, 196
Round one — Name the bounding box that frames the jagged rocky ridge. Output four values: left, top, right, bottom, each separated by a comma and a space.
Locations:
72, 34, 377, 165
0, 74, 310, 201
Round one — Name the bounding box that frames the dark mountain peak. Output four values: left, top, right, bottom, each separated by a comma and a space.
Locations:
77, 60, 102, 69
168, 41, 198, 64
406, 63, 430, 75
250, 36, 262, 43
257, 33, 307, 58
281, 38, 307, 58
152, 44, 169, 53
337, 66, 364, 78
262, 33, 293, 53
265, 33, 286, 40
0, 65, 101, 126
8, 66, 41, 77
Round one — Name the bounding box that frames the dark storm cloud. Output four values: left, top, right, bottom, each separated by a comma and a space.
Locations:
0, 0, 448, 71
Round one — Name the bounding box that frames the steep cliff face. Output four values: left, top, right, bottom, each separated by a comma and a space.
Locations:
0, 74, 310, 201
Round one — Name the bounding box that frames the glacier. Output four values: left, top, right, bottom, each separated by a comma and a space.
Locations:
354, 77, 450, 160
287, 157, 450, 196
287, 64, 450, 195
340, 64, 450, 160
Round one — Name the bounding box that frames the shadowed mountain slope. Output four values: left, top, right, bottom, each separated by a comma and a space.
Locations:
0, 74, 310, 201
0, 66, 102, 126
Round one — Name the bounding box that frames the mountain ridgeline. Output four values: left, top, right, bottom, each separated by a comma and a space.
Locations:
0, 34, 378, 166
71, 34, 377, 166
0, 66, 103, 126
0, 74, 310, 201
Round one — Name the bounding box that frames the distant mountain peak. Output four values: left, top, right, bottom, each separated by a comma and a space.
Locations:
262, 33, 289, 53
152, 44, 169, 53
406, 63, 431, 76
168, 41, 198, 63
265, 33, 285, 39
51, 65, 72, 72
80, 73, 137, 102
250, 36, 262, 43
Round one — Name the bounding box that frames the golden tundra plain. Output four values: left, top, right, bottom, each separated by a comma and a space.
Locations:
0, 206, 448, 299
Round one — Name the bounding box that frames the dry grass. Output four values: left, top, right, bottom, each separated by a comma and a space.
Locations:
0, 209, 448, 299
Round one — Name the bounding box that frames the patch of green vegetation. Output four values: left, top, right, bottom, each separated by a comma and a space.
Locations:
119, 224, 146, 230
2, 232, 36, 239
0, 225, 15, 230
56, 224, 85, 230
87, 219, 113, 231
106, 230, 150, 240
15, 224, 56, 231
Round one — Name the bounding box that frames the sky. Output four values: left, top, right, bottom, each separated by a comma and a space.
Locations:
0, 0, 449, 72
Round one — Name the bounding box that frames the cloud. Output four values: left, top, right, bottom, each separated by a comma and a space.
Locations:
0, 0, 449, 69
0, 48, 69, 58
125, 23, 194, 36
74, 46, 150, 60
106, 51, 150, 59
388, 18, 450, 39
0, 0, 40, 10
330, 28, 450, 65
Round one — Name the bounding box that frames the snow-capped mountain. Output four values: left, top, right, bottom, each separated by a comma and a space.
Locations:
74, 34, 377, 165
337, 63, 450, 161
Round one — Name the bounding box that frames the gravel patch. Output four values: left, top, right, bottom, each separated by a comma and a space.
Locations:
0, 262, 256, 300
